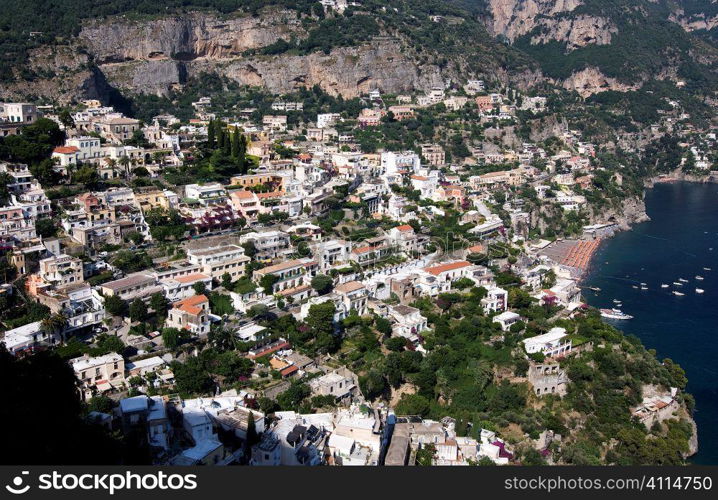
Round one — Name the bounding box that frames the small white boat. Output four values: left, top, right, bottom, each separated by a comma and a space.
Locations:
704, 267, 711, 271
640, 282, 647, 286
600, 308, 633, 320
673, 291, 685, 296
696, 276, 704, 280
673, 282, 683, 286
661, 284, 669, 288
679, 278, 689, 283
641, 286, 648, 290
612, 299, 621, 304
696, 288, 705, 294
632, 285, 638, 289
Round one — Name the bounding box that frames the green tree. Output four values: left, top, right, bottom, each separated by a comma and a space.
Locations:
162, 327, 189, 349
104, 295, 127, 317
129, 298, 148, 323
310, 274, 334, 295
259, 274, 279, 295
193, 281, 207, 296
359, 370, 386, 400
171, 357, 213, 395
395, 393, 431, 416
40, 312, 67, 337
73, 165, 99, 186
415, 443, 436, 466
306, 301, 338, 354
86, 395, 114, 414
385, 337, 407, 352
150, 292, 169, 317
92, 334, 125, 355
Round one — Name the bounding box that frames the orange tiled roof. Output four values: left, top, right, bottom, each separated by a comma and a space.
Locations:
257, 191, 284, 199
53, 146, 79, 154
173, 294, 208, 314
423, 260, 471, 276
352, 245, 374, 254
231, 190, 256, 200
395, 224, 413, 232
335, 281, 365, 293
175, 273, 210, 284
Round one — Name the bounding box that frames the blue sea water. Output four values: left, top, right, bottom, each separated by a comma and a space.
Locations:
584, 181, 718, 465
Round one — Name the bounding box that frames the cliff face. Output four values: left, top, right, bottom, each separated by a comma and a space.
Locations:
669, 9, 718, 32
482, 0, 624, 94
561, 66, 638, 97
529, 15, 617, 51
1, 0, 714, 104
75, 11, 446, 99
485, 0, 584, 41
95, 38, 445, 99
485, 0, 617, 50
80, 11, 306, 63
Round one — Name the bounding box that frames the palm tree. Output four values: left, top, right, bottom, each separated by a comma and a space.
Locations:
41, 312, 68, 340
118, 156, 131, 179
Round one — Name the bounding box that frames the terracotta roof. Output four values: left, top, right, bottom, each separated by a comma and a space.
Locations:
269, 358, 289, 370
257, 191, 283, 199
175, 273, 210, 284
280, 365, 299, 376
352, 245, 374, 254
423, 260, 471, 276
173, 294, 208, 315
53, 146, 79, 154
467, 244, 485, 253
395, 224, 413, 232
257, 259, 305, 275
410, 175, 428, 181
231, 190, 256, 200
179, 304, 202, 315
335, 281, 365, 293
276, 284, 311, 297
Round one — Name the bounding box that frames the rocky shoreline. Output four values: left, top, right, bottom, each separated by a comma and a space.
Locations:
581, 180, 702, 459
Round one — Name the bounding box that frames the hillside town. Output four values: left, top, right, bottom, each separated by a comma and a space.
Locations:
0, 77, 700, 466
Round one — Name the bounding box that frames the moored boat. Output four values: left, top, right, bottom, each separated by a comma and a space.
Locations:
600, 308, 633, 320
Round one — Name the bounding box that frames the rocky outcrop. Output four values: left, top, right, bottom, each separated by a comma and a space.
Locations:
485, 0, 583, 41
561, 66, 638, 97
584, 195, 649, 232
669, 10, 718, 32
79, 11, 306, 63
74, 10, 445, 99
93, 38, 443, 98
530, 15, 617, 51
686, 417, 699, 458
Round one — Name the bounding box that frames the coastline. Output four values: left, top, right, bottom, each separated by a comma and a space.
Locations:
578, 179, 708, 459
579, 172, 718, 279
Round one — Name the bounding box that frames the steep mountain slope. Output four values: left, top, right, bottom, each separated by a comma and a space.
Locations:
471, 0, 718, 95
0, 0, 717, 104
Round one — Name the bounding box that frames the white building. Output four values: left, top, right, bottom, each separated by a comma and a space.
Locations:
523, 327, 572, 358
493, 311, 521, 331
